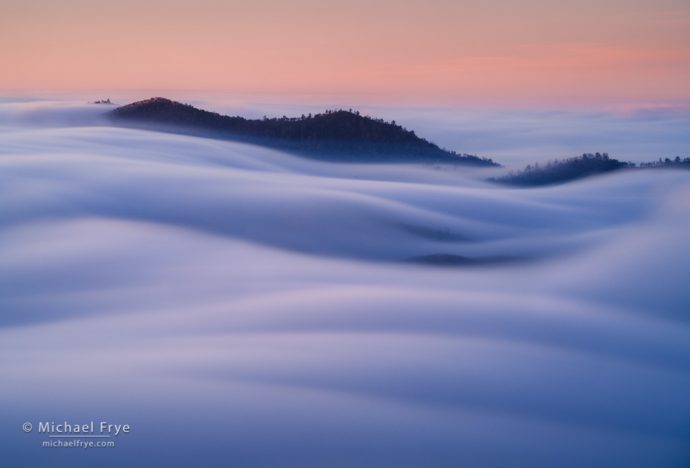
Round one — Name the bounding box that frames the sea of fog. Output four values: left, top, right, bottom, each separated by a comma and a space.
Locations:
1, 98, 689, 467
4, 91, 690, 166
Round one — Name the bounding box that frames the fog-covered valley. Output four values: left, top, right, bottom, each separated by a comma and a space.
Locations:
1, 99, 689, 467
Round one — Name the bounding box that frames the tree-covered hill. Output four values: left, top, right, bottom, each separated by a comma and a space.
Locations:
492, 152, 690, 186
109, 98, 498, 166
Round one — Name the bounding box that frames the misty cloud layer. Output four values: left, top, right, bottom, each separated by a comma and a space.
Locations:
1, 100, 689, 467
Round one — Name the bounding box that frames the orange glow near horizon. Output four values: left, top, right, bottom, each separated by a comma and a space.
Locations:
1, 0, 689, 105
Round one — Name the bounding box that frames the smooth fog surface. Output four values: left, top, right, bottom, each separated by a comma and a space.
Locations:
1, 100, 690, 467
5, 92, 690, 167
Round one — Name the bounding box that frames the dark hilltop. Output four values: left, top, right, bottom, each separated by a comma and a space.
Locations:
108, 97, 498, 166
491, 152, 690, 186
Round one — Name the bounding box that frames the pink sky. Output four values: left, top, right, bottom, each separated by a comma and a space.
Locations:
1, 0, 689, 105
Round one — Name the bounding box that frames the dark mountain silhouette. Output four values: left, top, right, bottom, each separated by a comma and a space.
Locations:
108, 98, 498, 166
493, 152, 690, 186
639, 156, 690, 169
491, 153, 634, 186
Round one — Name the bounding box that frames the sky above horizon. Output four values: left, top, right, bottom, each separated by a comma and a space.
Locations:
1, 0, 689, 106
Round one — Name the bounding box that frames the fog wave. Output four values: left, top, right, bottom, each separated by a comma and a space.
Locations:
1, 102, 689, 468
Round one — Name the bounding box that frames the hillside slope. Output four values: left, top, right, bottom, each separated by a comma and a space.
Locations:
109, 98, 498, 166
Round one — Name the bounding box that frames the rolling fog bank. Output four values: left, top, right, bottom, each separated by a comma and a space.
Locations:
3, 93, 689, 166
1, 99, 689, 467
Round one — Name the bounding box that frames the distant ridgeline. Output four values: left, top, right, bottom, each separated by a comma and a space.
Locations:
109, 98, 498, 166
492, 153, 690, 186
